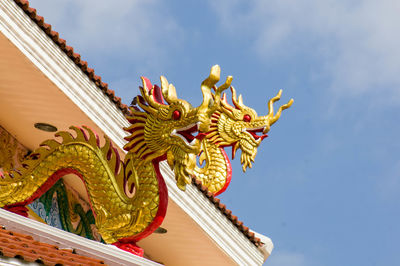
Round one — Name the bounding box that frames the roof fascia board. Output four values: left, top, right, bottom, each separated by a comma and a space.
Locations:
0, 256, 40, 265
0, 1, 268, 264
160, 161, 266, 265
0, 208, 160, 266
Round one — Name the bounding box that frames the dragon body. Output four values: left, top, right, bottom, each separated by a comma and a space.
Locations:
0, 127, 142, 242
0, 126, 164, 247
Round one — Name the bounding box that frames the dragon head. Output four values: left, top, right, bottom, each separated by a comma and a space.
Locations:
124, 66, 228, 190
207, 86, 293, 172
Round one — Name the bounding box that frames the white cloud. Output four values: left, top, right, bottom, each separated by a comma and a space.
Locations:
210, 0, 400, 101
29, 0, 184, 68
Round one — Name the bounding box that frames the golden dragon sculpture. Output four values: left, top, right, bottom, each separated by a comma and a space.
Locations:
0, 65, 292, 256
194, 71, 293, 195
0, 66, 228, 256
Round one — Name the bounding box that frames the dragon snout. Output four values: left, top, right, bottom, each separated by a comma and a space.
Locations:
245, 126, 268, 142
171, 122, 206, 146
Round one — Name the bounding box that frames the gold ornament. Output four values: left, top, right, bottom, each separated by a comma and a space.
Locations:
195, 71, 293, 195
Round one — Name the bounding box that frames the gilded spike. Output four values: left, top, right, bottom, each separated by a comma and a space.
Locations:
40, 139, 60, 150
101, 137, 112, 155
108, 147, 121, 176
82, 126, 100, 147
69, 126, 86, 141
124, 124, 145, 134
128, 111, 147, 119
160, 76, 178, 104
136, 145, 149, 158
55, 131, 74, 143
125, 129, 145, 139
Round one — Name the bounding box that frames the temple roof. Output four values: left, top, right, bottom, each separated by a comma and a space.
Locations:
0, 0, 272, 264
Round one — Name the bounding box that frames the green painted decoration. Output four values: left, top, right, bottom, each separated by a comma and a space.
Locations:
28, 179, 102, 242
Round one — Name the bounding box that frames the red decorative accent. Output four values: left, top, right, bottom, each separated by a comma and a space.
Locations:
136, 95, 147, 106
172, 110, 181, 120
243, 114, 251, 122
175, 124, 199, 143
246, 128, 268, 141
3, 205, 29, 217
152, 85, 165, 105
140, 77, 166, 105
214, 147, 232, 196
112, 241, 144, 257
195, 133, 207, 141
141, 77, 153, 93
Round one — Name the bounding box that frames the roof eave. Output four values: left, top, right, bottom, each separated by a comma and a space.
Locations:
0, 208, 160, 266
0, 0, 270, 264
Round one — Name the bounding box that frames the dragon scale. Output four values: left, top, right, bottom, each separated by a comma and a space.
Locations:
196, 138, 231, 195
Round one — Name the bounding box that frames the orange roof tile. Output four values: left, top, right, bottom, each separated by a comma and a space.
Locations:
0, 227, 105, 265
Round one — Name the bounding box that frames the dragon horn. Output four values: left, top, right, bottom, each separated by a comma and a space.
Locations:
199, 65, 221, 112
231, 86, 244, 110
262, 90, 293, 130
214, 75, 232, 104
140, 77, 163, 110
238, 94, 243, 106
270, 98, 294, 125
160, 76, 178, 104
220, 92, 235, 112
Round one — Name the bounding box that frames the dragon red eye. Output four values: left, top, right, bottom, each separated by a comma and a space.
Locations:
172, 110, 181, 120
243, 114, 251, 122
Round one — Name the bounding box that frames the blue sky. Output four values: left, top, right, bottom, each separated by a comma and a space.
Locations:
29, 0, 400, 265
